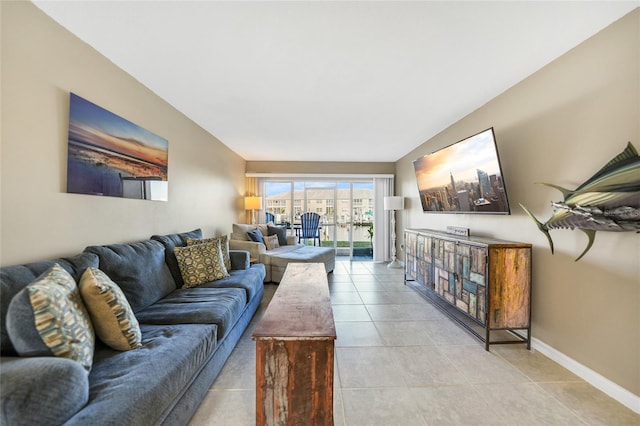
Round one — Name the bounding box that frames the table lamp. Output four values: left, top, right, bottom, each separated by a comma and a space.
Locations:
245, 196, 263, 224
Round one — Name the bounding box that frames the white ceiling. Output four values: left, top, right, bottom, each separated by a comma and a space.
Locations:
34, 1, 639, 162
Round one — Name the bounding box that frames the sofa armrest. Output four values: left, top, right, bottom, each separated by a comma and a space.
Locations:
1, 357, 89, 425
229, 250, 250, 270
286, 235, 297, 245
229, 239, 266, 261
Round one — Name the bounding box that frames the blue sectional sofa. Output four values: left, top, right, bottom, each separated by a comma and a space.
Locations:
0, 229, 265, 425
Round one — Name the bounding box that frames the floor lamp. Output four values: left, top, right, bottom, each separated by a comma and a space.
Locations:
245, 196, 262, 225
384, 196, 404, 268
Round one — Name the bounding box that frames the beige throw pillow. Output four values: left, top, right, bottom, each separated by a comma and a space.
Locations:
264, 234, 280, 250
256, 223, 272, 236
79, 267, 142, 351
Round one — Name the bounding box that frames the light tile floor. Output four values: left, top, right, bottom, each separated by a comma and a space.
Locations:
189, 259, 639, 426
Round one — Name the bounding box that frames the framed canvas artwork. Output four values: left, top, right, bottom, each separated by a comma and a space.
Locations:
66, 93, 169, 201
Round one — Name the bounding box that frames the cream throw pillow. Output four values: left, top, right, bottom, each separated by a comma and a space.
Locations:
264, 234, 280, 250
79, 267, 142, 351
256, 223, 271, 236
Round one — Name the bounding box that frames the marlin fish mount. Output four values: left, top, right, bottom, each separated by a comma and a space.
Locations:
520, 142, 640, 261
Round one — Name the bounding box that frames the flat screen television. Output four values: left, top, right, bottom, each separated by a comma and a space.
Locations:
413, 128, 511, 214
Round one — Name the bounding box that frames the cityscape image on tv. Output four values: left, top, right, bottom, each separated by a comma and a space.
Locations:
413, 129, 510, 214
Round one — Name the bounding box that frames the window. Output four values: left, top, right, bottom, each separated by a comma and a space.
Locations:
260, 179, 373, 255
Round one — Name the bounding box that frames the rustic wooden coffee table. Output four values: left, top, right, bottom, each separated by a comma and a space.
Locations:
253, 263, 336, 426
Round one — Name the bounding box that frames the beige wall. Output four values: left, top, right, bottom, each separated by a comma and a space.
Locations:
2, 0, 638, 398
1, 2, 247, 266
247, 161, 395, 175
396, 9, 639, 395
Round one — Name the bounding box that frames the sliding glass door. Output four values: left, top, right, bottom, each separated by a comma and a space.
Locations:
351, 182, 374, 259
262, 179, 373, 259
302, 182, 335, 249
263, 182, 292, 226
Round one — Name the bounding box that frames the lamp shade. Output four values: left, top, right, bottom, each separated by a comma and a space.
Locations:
384, 196, 404, 211
245, 196, 263, 210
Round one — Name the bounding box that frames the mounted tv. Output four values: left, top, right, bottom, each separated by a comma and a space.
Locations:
413, 128, 511, 214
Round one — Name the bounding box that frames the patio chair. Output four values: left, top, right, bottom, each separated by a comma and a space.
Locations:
299, 212, 321, 246
265, 212, 275, 223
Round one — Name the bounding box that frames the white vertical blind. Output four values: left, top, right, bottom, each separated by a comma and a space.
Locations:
373, 177, 394, 263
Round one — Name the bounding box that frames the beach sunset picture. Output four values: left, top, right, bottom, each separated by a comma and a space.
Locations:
66, 93, 169, 201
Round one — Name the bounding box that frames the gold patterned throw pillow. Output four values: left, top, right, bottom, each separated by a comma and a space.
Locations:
187, 235, 231, 271
264, 234, 280, 250
79, 267, 142, 351
174, 240, 229, 288
6, 264, 95, 371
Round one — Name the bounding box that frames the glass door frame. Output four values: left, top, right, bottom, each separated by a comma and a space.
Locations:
261, 178, 374, 260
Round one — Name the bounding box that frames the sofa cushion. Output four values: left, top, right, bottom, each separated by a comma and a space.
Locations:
247, 229, 265, 244
134, 287, 245, 339
199, 265, 266, 302
231, 223, 255, 241
257, 244, 302, 265
267, 224, 288, 246
0, 253, 99, 356
6, 264, 95, 371
84, 240, 176, 313
187, 235, 231, 271
79, 267, 142, 351
0, 356, 89, 426
65, 323, 217, 425
263, 245, 336, 268
151, 228, 203, 288
174, 240, 229, 289
264, 234, 280, 250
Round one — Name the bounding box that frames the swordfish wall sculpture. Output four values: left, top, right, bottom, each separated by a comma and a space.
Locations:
520, 142, 640, 261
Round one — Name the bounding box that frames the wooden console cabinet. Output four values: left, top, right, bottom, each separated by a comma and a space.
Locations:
404, 229, 532, 350
253, 263, 336, 426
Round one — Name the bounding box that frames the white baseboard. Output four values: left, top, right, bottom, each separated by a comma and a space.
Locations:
531, 338, 640, 414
